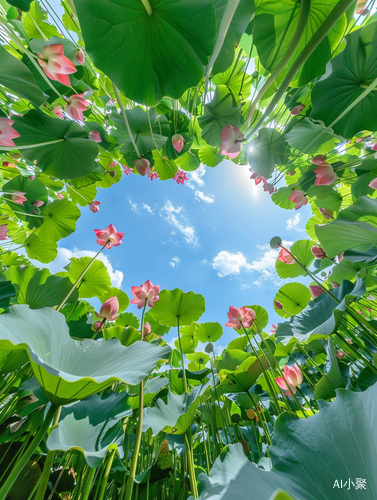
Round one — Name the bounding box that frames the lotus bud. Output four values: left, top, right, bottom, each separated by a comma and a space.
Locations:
74, 48, 85, 65
205, 342, 214, 353
143, 322, 151, 336
172, 134, 184, 153
95, 296, 119, 322
311, 245, 326, 259
274, 300, 283, 310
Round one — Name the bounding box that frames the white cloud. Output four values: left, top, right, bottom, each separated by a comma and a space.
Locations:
128, 196, 140, 214
169, 256, 180, 268
142, 203, 153, 214
212, 251, 252, 277
286, 213, 303, 231
186, 164, 206, 190
38, 247, 123, 288
160, 200, 198, 246
201, 259, 207, 264
195, 190, 215, 204
241, 283, 251, 290
128, 197, 154, 215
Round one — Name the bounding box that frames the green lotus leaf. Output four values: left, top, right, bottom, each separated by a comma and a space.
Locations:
194, 382, 377, 499
144, 310, 171, 336
24, 234, 58, 264
74, 0, 216, 106
198, 85, 241, 147
247, 304, 268, 331
0, 349, 28, 375
115, 312, 140, 330
174, 335, 198, 355
273, 283, 311, 319
34, 199, 81, 243
0, 281, 16, 309
195, 322, 223, 343
0, 44, 46, 104
129, 375, 169, 409
143, 383, 210, 435
219, 356, 264, 393
198, 146, 224, 168
285, 118, 340, 155
217, 349, 251, 372
4, 266, 78, 309
0, 305, 171, 405
11, 110, 98, 180
186, 351, 209, 365
248, 128, 288, 179
315, 197, 377, 258
275, 240, 316, 279
63, 257, 111, 299
47, 392, 132, 468
276, 278, 366, 344
312, 21, 377, 139
150, 289, 205, 327
253, 0, 349, 87
6, 0, 32, 11
314, 338, 345, 401
112, 107, 169, 155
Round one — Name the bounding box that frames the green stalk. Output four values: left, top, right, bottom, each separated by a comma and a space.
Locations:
124, 303, 147, 500
112, 83, 141, 157
97, 449, 116, 500
0, 404, 58, 500
243, 0, 356, 140
56, 242, 108, 312
140, 0, 152, 15
81, 466, 97, 500
246, 0, 311, 127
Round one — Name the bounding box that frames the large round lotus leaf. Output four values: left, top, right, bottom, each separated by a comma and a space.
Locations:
24, 234, 58, 264
312, 21, 377, 139
276, 278, 366, 345
186, 352, 209, 365
74, 0, 216, 106
180, 323, 197, 338
144, 310, 171, 336
47, 393, 132, 468
0, 305, 171, 405
274, 283, 311, 319
174, 336, 198, 355
100, 287, 129, 313
219, 356, 263, 393
34, 199, 80, 243
246, 305, 268, 330
275, 240, 316, 279
193, 382, 377, 500
64, 257, 111, 299
194, 322, 223, 343
143, 383, 210, 435
217, 349, 251, 372
150, 289, 205, 327
11, 110, 97, 180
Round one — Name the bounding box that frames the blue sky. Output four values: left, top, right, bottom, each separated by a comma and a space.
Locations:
48, 160, 312, 347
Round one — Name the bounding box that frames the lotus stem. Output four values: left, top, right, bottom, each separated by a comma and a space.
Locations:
123, 303, 147, 500
56, 242, 108, 312
0, 404, 58, 500
112, 83, 141, 157
140, 0, 152, 15
97, 449, 116, 500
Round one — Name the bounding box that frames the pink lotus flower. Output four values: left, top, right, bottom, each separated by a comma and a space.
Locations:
66, 94, 89, 121
148, 171, 159, 181
311, 245, 326, 259
143, 322, 151, 336
94, 224, 124, 249
355, 0, 368, 14
123, 165, 133, 176
28, 175, 35, 180
109, 161, 117, 169
56, 193, 64, 199
287, 170, 296, 176
52, 106, 64, 119
0, 118, 20, 147
288, 190, 307, 210
38, 44, 77, 86
319, 207, 334, 220
130, 280, 160, 309
11, 191, 27, 205
250, 172, 267, 185
172, 134, 184, 153
314, 163, 337, 186
336, 351, 346, 359
270, 324, 277, 334
277, 247, 295, 264
290, 104, 305, 115
309, 285, 324, 299
173, 170, 188, 185
134, 158, 150, 177
310, 155, 327, 166
74, 48, 85, 65
95, 296, 119, 322
369, 178, 377, 190
92, 321, 104, 332
275, 363, 303, 396
338, 252, 344, 262
225, 306, 255, 330
263, 182, 275, 194
274, 300, 283, 310
220, 125, 243, 159
32, 200, 44, 208
89, 201, 101, 213
0, 225, 8, 240
372, 143, 377, 151
89, 131, 101, 143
